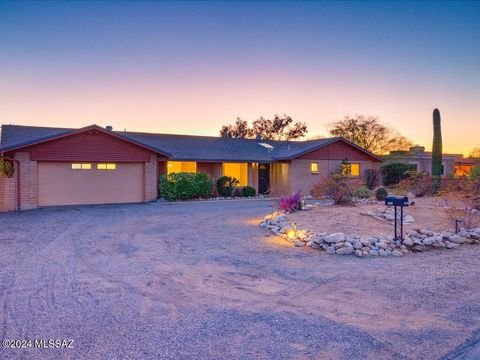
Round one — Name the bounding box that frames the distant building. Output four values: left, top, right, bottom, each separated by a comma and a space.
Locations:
384, 146, 478, 177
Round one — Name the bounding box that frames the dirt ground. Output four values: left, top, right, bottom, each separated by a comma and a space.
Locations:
0, 200, 479, 359
286, 197, 459, 237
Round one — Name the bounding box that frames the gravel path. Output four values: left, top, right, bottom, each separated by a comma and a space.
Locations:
0, 200, 479, 359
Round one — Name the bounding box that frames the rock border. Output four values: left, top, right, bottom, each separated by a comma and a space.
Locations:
260, 212, 480, 257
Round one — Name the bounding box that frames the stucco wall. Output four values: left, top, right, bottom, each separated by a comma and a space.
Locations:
386, 156, 456, 177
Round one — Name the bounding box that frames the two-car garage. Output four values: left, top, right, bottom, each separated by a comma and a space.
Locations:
0, 125, 166, 209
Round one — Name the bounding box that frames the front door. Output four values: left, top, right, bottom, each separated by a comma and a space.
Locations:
258, 163, 270, 194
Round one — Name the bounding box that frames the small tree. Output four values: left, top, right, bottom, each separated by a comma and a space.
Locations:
313, 170, 355, 205
219, 114, 307, 140
328, 115, 412, 154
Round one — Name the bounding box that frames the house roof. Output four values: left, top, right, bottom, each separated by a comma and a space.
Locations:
0, 124, 382, 162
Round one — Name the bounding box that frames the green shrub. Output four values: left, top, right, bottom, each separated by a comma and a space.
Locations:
375, 186, 388, 201
470, 166, 480, 180
159, 172, 214, 201
242, 185, 256, 197
355, 186, 373, 199
0, 159, 14, 178
216, 176, 239, 197
232, 187, 243, 197
380, 163, 417, 186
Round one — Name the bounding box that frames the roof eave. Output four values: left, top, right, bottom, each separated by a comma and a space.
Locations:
0, 124, 172, 157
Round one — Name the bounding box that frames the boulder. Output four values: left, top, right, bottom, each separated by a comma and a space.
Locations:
449, 234, 470, 244
392, 250, 403, 257
354, 249, 363, 257
326, 247, 336, 255
294, 240, 305, 247
367, 237, 378, 245
422, 237, 434, 246
369, 249, 379, 256
336, 247, 354, 255
353, 241, 363, 250
446, 242, 460, 249
325, 233, 346, 244
403, 237, 413, 247
376, 241, 388, 250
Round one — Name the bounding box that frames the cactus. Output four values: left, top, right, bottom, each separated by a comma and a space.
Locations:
431, 108, 442, 193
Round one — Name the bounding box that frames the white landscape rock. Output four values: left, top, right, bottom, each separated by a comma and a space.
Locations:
324, 233, 347, 244
448, 234, 470, 244
336, 246, 354, 255
259, 210, 480, 259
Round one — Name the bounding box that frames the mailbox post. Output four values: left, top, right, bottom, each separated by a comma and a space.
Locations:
384, 195, 409, 242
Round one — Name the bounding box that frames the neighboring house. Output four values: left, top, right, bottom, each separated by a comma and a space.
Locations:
454, 157, 479, 177
0, 124, 382, 210
385, 146, 467, 177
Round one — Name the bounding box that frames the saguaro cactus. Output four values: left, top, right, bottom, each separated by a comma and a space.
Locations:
431, 108, 443, 193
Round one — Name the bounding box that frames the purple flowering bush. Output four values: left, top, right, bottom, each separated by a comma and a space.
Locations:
279, 190, 302, 212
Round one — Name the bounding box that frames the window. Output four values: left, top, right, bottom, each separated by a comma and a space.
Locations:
97, 163, 116, 170
222, 163, 248, 186
311, 162, 319, 174
408, 161, 420, 171
71, 163, 91, 170
167, 161, 197, 174
340, 162, 360, 177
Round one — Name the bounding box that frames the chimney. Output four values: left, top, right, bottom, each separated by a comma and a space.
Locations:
106, 125, 113, 131
409, 146, 425, 155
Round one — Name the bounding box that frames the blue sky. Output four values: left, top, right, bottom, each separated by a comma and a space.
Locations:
1, 1, 479, 154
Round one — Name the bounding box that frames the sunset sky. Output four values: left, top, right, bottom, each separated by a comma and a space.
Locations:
1, 1, 479, 155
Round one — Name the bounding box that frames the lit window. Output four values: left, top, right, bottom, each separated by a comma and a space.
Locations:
222, 163, 248, 186
340, 163, 360, 177
311, 162, 318, 173
167, 161, 197, 174
72, 163, 91, 170
351, 163, 360, 176
97, 163, 116, 170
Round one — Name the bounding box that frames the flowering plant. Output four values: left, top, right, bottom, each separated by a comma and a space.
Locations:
279, 190, 302, 212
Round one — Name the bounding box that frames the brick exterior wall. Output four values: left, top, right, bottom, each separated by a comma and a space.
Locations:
197, 162, 222, 180
144, 154, 158, 201
0, 176, 16, 212
287, 159, 375, 195
15, 152, 38, 210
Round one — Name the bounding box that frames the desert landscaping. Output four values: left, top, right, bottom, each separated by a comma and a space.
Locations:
1, 200, 480, 359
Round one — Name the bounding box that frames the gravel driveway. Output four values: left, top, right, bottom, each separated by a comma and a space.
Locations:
1, 200, 479, 359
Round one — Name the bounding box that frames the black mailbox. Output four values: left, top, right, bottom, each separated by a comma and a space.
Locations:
385, 195, 409, 207
384, 195, 409, 241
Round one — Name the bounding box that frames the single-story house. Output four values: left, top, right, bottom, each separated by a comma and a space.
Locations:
385, 146, 467, 177
0, 124, 382, 211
